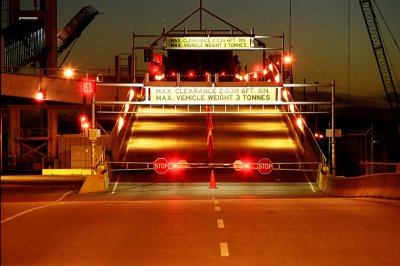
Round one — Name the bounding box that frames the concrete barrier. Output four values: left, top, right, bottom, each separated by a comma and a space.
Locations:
42, 168, 93, 175
320, 173, 400, 200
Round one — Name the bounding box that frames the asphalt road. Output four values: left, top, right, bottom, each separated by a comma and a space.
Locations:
2, 183, 400, 266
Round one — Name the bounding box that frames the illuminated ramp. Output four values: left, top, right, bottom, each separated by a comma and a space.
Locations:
122, 105, 310, 182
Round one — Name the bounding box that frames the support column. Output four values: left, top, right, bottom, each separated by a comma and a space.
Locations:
47, 109, 57, 158
9, 108, 20, 157
41, 0, 57, 72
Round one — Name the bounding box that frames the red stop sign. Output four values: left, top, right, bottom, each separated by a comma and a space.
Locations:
153, 158, 169, 174
257, 158, 273, 174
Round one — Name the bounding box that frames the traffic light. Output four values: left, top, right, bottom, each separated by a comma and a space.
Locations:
144, 48, 152, 62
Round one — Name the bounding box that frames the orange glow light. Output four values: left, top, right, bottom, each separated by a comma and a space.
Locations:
36, 91, 44, 100
296, 117, 304, 131
63, 68, 74, 78
128, 89, 135, 101
282, 89, 289, 101
284, 55, 292, 64
155, 73, 165, 81
118, 117, 125, 131
124, 103, 130, 113
289, 104, 295, 113
274, 73, 280, 82
263, 69, 268, 76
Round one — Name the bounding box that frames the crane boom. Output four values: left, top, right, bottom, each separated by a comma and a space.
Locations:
359, 0, 400, 130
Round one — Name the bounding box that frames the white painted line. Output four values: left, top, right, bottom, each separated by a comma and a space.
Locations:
303, 174, 316, 193
1, 202, 67, 224
217, 219, 225, 229
308, 181, 316, 193
220, 242, 229, 257
215, 206, 221, 211
55, 191, 73, 202
111, 175, 121, 194
214, 200, 219, 204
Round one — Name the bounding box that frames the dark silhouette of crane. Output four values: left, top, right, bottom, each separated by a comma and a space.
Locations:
359, 0, 400, 132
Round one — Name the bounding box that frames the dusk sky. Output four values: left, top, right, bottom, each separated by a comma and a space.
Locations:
21, 0, 400, 108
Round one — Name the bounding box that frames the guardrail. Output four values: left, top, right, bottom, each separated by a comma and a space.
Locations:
281, 84, 330, 175
360, 161, 400, 175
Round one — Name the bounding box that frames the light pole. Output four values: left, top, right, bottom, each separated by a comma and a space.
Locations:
331, 80, 336, 176
64, 68, 97, 175
85, 80, 97, 176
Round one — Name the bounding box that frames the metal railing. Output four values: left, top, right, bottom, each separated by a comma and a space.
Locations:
360, 161, 400, 175
106, 161, 320, 172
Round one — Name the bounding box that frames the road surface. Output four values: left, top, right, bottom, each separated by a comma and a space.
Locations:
2, 182, 400, 266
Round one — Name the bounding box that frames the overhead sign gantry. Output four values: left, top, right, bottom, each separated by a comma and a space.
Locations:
164, 36, 255, 50
131, 0, 287, 83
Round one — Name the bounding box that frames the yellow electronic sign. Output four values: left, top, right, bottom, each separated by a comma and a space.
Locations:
164, 37, 254, 50
149, 87, 277, 104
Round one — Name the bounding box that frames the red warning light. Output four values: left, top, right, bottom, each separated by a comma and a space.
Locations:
79, 114, 90, 131
187, 70, 195, 78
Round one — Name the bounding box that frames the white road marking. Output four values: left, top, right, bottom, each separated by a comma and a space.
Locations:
55, 191, 73, 202
111, 175, 121, 194
214, 200, 219, 204
304, 175, 316, 193
215, 206, 221, 211
220, 242, 229, 257
1, 202, 67, 224
2, 189, 74, 224
217, 219, 225, 228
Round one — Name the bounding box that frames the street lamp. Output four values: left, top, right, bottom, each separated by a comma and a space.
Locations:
63, 68, 74, 78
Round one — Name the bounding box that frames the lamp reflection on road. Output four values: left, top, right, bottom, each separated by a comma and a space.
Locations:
127, 138, 201, 151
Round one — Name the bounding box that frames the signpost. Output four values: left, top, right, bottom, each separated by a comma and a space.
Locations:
257, 158, 273, 174
82, 80, 96, 96
153, 158, 169, 174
